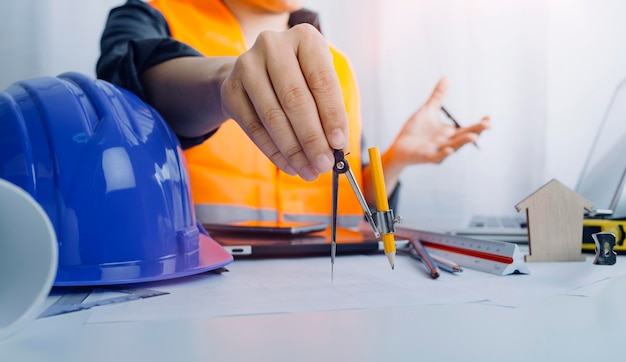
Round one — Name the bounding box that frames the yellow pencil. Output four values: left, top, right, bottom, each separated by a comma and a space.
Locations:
368, 147, 396, 269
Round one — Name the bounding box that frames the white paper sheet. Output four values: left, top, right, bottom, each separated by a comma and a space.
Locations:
83, 251, 626, 323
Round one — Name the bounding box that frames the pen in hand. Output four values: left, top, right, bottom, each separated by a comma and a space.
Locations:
441, 106, 480, 149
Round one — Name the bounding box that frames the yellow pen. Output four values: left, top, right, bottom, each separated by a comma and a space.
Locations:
368, 147, 396, 269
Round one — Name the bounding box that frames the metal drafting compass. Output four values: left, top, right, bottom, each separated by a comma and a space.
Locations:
331, 149, 400, 281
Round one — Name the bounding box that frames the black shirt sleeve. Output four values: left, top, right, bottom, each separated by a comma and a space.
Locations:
96, 0, 212, 148
96, 0, 202, 101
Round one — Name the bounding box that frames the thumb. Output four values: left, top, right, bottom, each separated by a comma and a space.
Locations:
424, 76, 450, 109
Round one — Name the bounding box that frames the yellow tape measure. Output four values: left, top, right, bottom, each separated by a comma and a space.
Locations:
582, 219, 626, 253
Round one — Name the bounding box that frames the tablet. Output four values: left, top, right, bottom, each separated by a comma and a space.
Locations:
209, 226, 410, 258
203, 220, 328, 235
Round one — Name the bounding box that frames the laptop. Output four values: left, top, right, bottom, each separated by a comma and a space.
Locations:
450, 79, 626, 243
206, 222, 410, 257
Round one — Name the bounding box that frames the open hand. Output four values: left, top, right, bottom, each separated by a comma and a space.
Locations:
389, 77, 490, 165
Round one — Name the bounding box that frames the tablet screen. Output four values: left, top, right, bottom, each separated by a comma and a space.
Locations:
203, 220, 328, 235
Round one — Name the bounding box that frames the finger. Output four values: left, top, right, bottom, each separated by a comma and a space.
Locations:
292, 25, 349, 152
445, 133, 480, 150
268, 25, 348, 173
221, 68, 299, 177
424, 76, 450, 110
465, 116, 491, 132
260, 27, 335, 175
238, 46, 321, 180
453, 115, 491, 136
479, 115, 491, 129
428, 146, 454, 164
278, 24, 347, 171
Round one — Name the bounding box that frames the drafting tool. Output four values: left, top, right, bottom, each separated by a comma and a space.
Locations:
331, 149, 377, 281
405, 247, 461, 274
330, 149, 400, 280
440, 106, 479, 149
408, 237, 440, 278
368, 147, 397, 269
39, 287, 169, 318
582, 219, 626, 254
396, 226, 530, 275
429, 253, 462, 273
592, 231, 617, 265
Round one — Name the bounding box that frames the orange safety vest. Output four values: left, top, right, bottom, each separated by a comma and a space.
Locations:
149, 0, 364, 226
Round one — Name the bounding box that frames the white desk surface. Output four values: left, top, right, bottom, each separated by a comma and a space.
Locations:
2, 248, 626, 362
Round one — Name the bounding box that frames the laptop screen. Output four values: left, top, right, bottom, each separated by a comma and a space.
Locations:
575, 79, 626, 216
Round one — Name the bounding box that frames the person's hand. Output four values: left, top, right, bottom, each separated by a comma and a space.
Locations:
221, 24, 349, 181
388, 77, 490, 166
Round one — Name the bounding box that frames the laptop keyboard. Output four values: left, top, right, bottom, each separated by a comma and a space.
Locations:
469, 215, 528, 229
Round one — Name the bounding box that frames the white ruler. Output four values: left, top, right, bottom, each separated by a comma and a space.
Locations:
396, 226, 530, 276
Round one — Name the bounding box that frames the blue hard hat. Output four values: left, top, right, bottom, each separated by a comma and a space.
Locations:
0, 72, 233, 286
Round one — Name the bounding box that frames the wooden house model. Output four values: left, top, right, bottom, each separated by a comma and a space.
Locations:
515, 179, 594, 262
